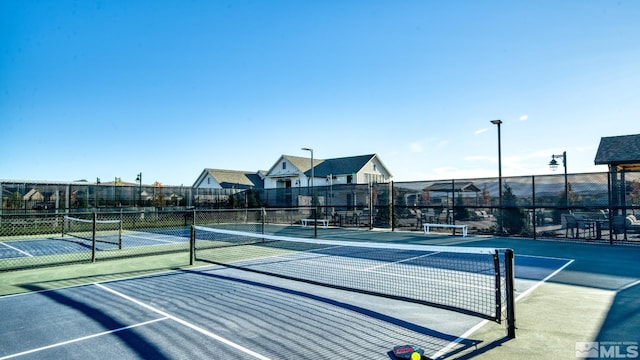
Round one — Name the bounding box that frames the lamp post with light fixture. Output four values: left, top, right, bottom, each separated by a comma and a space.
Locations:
490, 120, 504, 233
301, 147, 316, 237
136, 173, 142, 207
549, 151, 568, 209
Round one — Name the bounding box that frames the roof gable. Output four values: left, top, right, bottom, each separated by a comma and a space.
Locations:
198, 169, 264, 189
425, 182, 481, 193
311, 154, 376, 177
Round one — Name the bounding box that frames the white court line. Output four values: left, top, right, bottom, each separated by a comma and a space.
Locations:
363, 251, 441, 271
430, 256, 575, 360
0, 242, 34, 257
619, 279, 640, 291
124, 233, 184, 243
0, 317, 168, 359
94, 283, 272, 360
514, 258, 575, 302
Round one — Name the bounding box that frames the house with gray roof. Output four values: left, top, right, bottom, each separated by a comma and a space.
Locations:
264, 154, 392, 189
192, 169, 265, 190
192, 153, 392, 195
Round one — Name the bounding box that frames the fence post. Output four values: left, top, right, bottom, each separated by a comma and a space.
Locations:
532, 175, 537, 240
189, 225, 195, 266
391, 181, 395, 231
91, 212, 96, 263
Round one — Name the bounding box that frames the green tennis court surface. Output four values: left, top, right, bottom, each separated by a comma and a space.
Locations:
0, 227, 593, 360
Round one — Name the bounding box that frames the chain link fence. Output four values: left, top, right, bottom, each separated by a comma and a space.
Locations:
0, 207, 336, 271
3, 170, 640, 271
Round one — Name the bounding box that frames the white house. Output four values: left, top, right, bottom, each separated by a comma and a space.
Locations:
192, 154, 392, 192
263, 154, 392, 189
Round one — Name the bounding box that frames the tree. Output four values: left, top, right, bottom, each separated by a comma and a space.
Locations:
454, 192, 470, 220
7, 191, 21, 209
499, 184, 526, 234
552, 182, 574, 224
480, 185, 491, 207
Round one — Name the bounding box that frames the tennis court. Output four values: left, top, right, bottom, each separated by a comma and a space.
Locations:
0, 228, 576, 360
0, 229, 190, 259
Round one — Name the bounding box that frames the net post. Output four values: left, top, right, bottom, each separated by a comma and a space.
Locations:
493, 250, 502, 322
505, 248, 516, 338
189, 225, 195, 266
91, 212, 97, 263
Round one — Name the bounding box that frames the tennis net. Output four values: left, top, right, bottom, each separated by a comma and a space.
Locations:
62, 215, 123, 249
190, 226, 516, 337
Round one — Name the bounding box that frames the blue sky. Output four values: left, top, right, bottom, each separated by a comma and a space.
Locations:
1, 1, 639, 186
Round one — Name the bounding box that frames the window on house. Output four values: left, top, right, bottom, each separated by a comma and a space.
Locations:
347, 175, 353, 184
282, 162, 286, 170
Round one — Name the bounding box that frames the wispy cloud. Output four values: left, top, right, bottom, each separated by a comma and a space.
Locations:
408, 142, 423, 153
436, 140, 449, 150
520, 114, 529, 121
475, 128, 488, 135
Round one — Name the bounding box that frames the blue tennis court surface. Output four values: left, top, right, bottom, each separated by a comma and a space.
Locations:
0, 250, 572, 360
0, 229, 191, 259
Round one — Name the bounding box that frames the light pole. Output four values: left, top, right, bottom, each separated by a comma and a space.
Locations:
136, 173, 142, 207
301, 147, 316, 237
549, 151, 568, 209
490, 120, 504, 233
301, 147, 314, 199
95, 177, 100, 207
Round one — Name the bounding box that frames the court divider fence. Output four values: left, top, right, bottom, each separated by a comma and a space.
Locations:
1, 207, 355, 271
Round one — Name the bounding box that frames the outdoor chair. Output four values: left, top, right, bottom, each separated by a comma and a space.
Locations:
574, 214, 595, 239
612, 215, 627, 240
625, 214, 640, 233
561, 214, 577, 238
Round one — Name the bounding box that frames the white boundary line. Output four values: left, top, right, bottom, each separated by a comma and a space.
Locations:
0, 317, 168, 359
430, 255, 575, 359
617, 279, 640, 292
363, 251, 441, 271
124, 233, 184, 243
94, 283, 272, 360
0, 242, 33, 257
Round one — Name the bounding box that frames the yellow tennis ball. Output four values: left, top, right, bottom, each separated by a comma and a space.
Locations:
411, 351, 421, 360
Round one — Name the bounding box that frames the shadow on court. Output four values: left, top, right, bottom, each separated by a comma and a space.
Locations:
2, 267, 486, 359
20, 283, 171, 360
596, 281, 640, 342
180, 268, 482, 359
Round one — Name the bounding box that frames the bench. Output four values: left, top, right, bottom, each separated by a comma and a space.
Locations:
300, 219, 329, 228
423, 223, 468, 237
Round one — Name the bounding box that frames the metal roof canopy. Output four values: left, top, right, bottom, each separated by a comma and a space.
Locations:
425, 182, 481, 193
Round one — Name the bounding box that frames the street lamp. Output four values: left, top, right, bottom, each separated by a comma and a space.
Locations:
549, 151, 568, 208
301, 148, 314, 191
301, 147, 316, 237
490, 120, 504, 233
96, 177, 101, 207
136, 173, 142, 207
